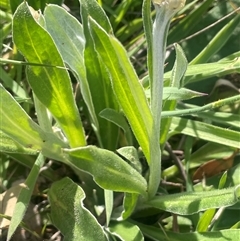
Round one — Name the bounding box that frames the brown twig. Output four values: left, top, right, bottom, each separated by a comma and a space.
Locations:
165, 142, 187, 185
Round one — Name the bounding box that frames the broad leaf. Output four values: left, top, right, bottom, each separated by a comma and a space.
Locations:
44, 5, 100, 144
63, 146, 147, 197
48, 177, 107, 241
0, 84, 44, 150
12, 2, 86, 148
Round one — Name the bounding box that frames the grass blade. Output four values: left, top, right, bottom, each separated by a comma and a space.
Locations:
7, 154, 45, 241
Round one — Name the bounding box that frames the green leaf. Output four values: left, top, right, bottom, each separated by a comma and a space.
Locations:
104, 189, 113, 227
196, 209, 216, 232
0, 84, 66, 161
12, 2, 86, 148
99, 108, 133, 146
175, 102, 240, 129
79, 0, 112, 33
190, 14, 240, 65
80, 0, 119, 150
142, 0, 153, 85
88, 17, 152, 162
109, 0, 132, 31
121, 193, 139, 220
117, 149, 142, 220
0, 84, 42, 150
231, 221, 240, 229
218, 171, 228, 190
0, 0, 11, 10
160, 43, 188, 147
142, 55, 240, 88
161, 94, 240, 118
168, 0, 215, 44
0, 131, 38, 155
171, 43, 188, 88
184, 56, 240, 85
117, 146, 142, 174
33, 93, 53, 132
170, 117, 240, 149
196, 111, 240, 130
138, 222, 240, 241
147, 186, 240, 215
184, 136, 194, 192
10, 0, 63, 13
63, 146, 147, 197
48, 177, 107, 241
7, 154, 45, 241
0, 68, 28, 99
44, 4, 100, 143
145, 87, 206, 100
109, 221, 144, 241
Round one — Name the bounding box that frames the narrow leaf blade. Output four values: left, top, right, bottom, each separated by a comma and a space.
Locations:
170, 117, 240, 148
88, 17, 152, 162
147, 186, 240, 215
80, 2, 120, 150
7, 154, 45, 240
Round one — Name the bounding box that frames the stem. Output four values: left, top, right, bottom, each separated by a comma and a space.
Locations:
148, 0, 185, 198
